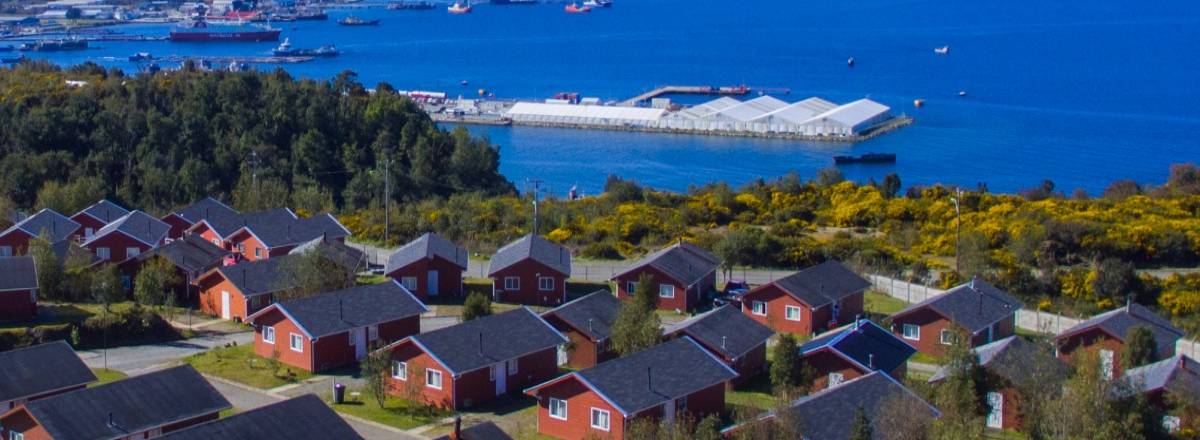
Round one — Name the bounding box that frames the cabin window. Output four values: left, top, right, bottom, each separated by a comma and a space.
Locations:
96, 247, 111, 260
785, 306, 802, 321
254, 247, 262, 259
590, 408, 610, 431
539, 277, 555, 291
263, 326, 275, 344
626, 281, 636, 295
751, 301, 767, 316
237, 243, 245, 254
126, 247, 140, 258
11, 431, 25, 440
549, 398, 568, 420
84, 227, 94, 237
504, 277, 520, 290
1100, 349, 1115, 379
658, 284, 674, 298
426, 369, 443, 390
940, 329, 954, 345
392, 361, 407, 380
289, 333, 303, 352
676, 395, 688, 412
0, 246, 10, 257
902, 324, 920, 340
369, 325, 379, 341
212, 238, 220, 246
401, 277, 418, 291
508, 359, 518, 375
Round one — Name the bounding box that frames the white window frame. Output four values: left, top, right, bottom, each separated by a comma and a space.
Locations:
11, 431, 25, 440
212, 238, 220, 246
504, 276, 520, 290
254, 247, 262, 259
785, 305, 802, 321
426, 369, 443, 390
658, 284, 674, 298
84, 227, 94, 238
401, 277, 418, 291
96, 247, 111, 260
751, 300, 767, 316
489, 364, 497, 381
626, 281, 636, 295
0, 246, 11, 257
538, 276, 555, 291
237, 243, 245, 254
549, 397, 568, 421
368, 325, 379, 342
507, 359, 518, 375
590, 407, 611, 431
940, 329, 954, 345
392, 361, 407, 380
262, 326, 275, 344
289, 333, 303, 353
126, 247, 140, 258
902, 324, 920, 341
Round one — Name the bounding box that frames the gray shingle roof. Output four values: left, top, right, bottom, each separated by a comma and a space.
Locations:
254, 281, 428, 338
614, 241, 720, 286
543, 290, 621, 341
488, 234, 570, 276
407, 308, 566, 375
929, 336, 1069, 384
894, 277, 1023, 333
0, 209, 80, 243
0, 256, 37, 291
21, 365, 231, 440
565, 337, 737, 415
386, 233, 469, 274
1057, 303, 1183, 353
76, 199, 130, 224
801, 319, 916, 374
775, 372, 938, 440
0, 341, 96, 402
664, 305, 773, 359
173, 197, 238, 224
157, 395, 363, 440
131, 234, 228, 276
763, 260, 871, 307
211, 257, 297, 297
236, 212, 351, 249
1121, 355, 1200, 395
83, 210, 170, 248
193, 208, 292, 240
288, 237, 367, 273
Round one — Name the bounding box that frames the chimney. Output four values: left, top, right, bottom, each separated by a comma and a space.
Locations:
868, 354, 875, 370
854, 315, 861, 331
478, 333, 484, 356
588, 318, 594, 335
339, 299, 344, 322
106, 412, 116, 428
452, 416, 462, 440
646, 367, 652, 393
721, 336, 727, 350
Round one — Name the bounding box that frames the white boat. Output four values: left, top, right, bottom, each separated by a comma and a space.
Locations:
934, 45, 950, 55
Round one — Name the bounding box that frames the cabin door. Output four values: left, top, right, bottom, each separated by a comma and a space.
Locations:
664, 399, 676, 426
221, 291, 231, 320
986, 392, 1003, 429
355, 328, 368, 360
428, 270, 439, 297
494, 363, 507, 396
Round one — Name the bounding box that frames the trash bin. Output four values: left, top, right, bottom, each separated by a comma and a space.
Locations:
333, 383, 345, 404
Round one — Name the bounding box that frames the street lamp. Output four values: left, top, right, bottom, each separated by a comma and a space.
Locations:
950, 188, 963, 275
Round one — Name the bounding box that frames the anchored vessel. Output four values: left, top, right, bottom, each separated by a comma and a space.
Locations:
337, 16, 380, 26
273, 38, 339, 57
833, 153, 897, 164
170, 17, 281, 42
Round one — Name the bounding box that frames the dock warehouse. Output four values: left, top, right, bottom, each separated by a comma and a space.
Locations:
505, 102, 667, 127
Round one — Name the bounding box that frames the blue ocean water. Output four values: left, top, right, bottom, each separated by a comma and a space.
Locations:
22, 0, 1200, 195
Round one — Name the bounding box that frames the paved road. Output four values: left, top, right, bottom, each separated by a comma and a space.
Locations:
78, 331, 255, 375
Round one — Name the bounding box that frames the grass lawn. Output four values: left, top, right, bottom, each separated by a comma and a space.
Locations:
325, 389, 445, 430
90, 368, 127, 386
726, 374, 778, 411
357, 274, 389, 285
986, 429, 1029, 439
910, 351, 947, 365
183, 345, 313, 389
864, 291, 908, 315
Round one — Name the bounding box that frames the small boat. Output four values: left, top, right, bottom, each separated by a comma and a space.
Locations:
273, 38, 339, 57
934, 45, 949, 55
292, 9, 329, 20
460, 79, 469, 86
958, 91, 967, 97
448, 2, 472, 13
565, 3, 591, 13
833, 153, 896, 164
388, 1, 436, 9
583, 0, 610, 7
337, 16, 380, 25
913, 99, 925, 108
847, 56, 855, 67
129, 51, 155, 62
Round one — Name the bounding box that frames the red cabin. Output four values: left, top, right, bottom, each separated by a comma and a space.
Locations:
1120, 355, 1200, 433
488, 234, 571, 306
612, 241, 719, 313
0, 209, 80, 257
0, 341, 97, 411
889, 277, 1022, 357
542, 290, 622, 369
378, 307, 566, 410
0, 257, 37, 322
222, 211, 351, 262
740, 260, 869, 336
1053, 303, 1183, 379
799, 319, 915, 391
246, 280, 428, 372
117, 234, 229, 306
525, 337, 736, 440
81, 210, 170, 263
662, 305, 773, 386
161, 197, 239, 240
69, 199, 129, 242
386, 232, 469, 300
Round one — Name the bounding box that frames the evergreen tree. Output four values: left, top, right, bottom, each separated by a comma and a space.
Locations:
770, 334, 802, 395
133, 256, 181, 306
28, 232, 64, 301
849, 404, 873, 440
462, 292, 492, 321
90, 264, 125, 310
611, 274, 661, 355
929, 326, 984, 440
1121, 326, 1157, 369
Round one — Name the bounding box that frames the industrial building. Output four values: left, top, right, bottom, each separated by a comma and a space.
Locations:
500, 95, 895, 138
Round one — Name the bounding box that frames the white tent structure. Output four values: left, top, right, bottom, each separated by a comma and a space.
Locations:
674, 97, 742, 120
505, 102, 666, 127
709, 95, 790, 122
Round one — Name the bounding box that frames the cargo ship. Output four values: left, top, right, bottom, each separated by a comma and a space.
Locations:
273, 38, 339, 57
169, 17, 281, 42
337, 16, 380, 26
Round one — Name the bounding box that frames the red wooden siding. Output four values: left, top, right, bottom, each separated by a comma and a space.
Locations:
614, 265, 713, 312
85, 232, 155, 263
0, 229, 33, 256
491, 259, 567, 306
0, 289, 36, 322
385, 342, 560, 410
387, 257, 465, 300
740, 285, 863, 336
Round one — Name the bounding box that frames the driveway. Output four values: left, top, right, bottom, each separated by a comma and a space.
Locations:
78, 331, 254, 375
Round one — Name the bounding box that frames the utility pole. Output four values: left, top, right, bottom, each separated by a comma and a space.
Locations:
382, 158, 392, 245
250, 150, 260, 199
527, 178, 543, 234
950, 187, 963, 274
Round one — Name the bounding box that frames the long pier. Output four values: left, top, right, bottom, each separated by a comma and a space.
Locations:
619, 85, 751, 106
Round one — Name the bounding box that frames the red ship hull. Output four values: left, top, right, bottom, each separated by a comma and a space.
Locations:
169, 30, 281, 42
